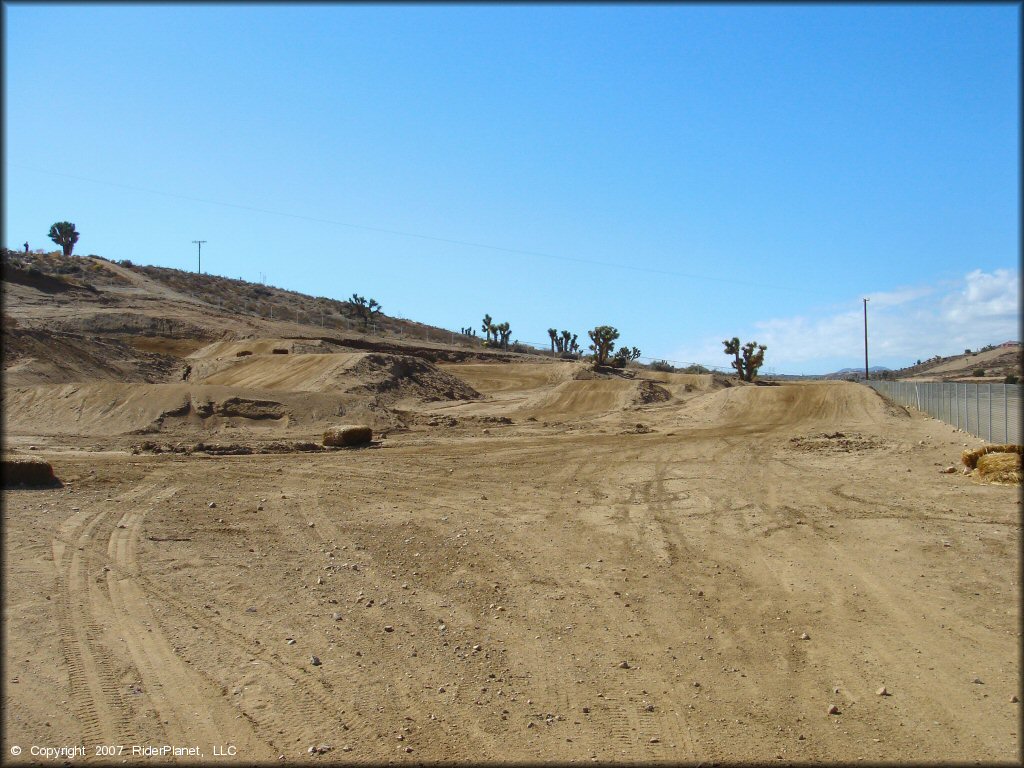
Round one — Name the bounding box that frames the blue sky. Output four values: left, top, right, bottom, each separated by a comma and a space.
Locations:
3, 3, 1019, 374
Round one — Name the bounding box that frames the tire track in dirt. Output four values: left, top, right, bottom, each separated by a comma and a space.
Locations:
138, 460, 390, 756
293, 464, 517, 760
105, 491, 272, 760
138, 575, 377, 757
656, 435, 816, 751
53, 503, 142, 750
500, 441, 702, 761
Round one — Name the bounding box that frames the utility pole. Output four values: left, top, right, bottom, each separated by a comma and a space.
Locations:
863, 298, 870, 380
192, 240, 206, 274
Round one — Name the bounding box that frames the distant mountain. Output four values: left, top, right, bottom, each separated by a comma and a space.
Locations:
822, 366, 891, 379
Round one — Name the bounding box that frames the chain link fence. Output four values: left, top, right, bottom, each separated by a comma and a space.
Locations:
867, 380, 1021, 444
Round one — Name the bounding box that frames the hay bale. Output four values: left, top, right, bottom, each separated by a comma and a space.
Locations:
2, 457, 57, 487
323, 424, 373, 447
976, 452, 1022, 484
962, 443, 1023, 470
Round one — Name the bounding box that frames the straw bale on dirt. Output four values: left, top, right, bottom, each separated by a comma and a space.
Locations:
961, 443, 1023, 470
975, 452, 1022, 484
323, 424, 373, 447
2, 457, 57, 487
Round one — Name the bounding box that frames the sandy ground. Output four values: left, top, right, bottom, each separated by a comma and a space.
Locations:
3, 352, 1020, 764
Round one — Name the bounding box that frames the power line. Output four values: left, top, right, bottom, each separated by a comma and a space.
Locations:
12, 162, 795, 291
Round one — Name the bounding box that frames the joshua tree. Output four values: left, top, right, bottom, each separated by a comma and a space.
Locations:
349, 294, 382, 327
722, 337, 767, 381
548, 328, 558, 355
723, 337, 742, 377
612, 345, 642, 367
588, 325, 620, 367
495, 321, 511, 349
482, 314, 494, 344
570, 333, 579, 354
740, 341, 767, 381
49, 221, 79, 256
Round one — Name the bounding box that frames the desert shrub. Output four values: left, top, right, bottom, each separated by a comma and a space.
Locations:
973, 368, 985, 377
681, 363, 712, 374
119, 259, 134, 267
1006, 374, 1019, 384
650, 360, 675, 372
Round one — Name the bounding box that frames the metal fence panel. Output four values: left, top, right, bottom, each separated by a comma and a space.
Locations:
867, 380, 1021, 443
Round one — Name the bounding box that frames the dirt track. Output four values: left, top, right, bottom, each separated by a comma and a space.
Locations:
4, 357, 1020, 763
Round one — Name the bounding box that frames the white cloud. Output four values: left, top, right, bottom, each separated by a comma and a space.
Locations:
672, 269, 1019, 374
942, 269, 1018, 326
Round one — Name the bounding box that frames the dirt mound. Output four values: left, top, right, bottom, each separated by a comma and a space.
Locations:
640, 370, 717, 391
439, 361, 580, 394
190, 351, 366, 391
1, 384, 299, 436
189, 349, 480, 405
132, 439, 329, 456
789, 431, 892, 453
684, 381, 907, 434
2, 263, 96, 295
46, 312, 217, 340
637, 380, 672, 404
3, 327, 182, 386
518, 379, 645, 419
188, 338, 340, 359
344, 353, 481, 403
